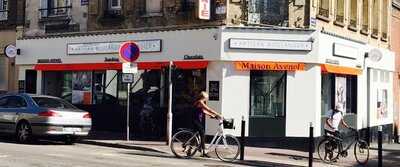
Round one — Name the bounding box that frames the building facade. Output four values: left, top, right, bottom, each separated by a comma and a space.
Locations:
0, 0, 25, 93
392, 0, 400, 142
15, 0, 395, 144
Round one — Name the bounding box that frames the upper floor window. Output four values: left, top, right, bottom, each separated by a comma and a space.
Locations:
40, 0, 71, 18
372, 0, 379, 37
0, 0, 7, 21
381, 0, 388, 40
335, 0, 345, 24
318, 0, 330, 19
361, 0, 369, 33
108, 0, 121, 10
146, 0, 162, 15
349, 0, 357, 29
248, 0, 289, 26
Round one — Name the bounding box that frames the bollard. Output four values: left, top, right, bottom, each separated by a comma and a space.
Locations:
308, 122, 314, 167
378, 126, 383, 167
240, 116, 245, 161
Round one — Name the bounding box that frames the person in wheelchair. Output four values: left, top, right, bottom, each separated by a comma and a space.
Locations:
193, 91, 222, 157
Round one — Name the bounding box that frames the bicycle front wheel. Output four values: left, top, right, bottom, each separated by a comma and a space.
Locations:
215, 134, 240, 162
318, 138, 340, 163
354, 139, 369, 165
170, 130, 199, 158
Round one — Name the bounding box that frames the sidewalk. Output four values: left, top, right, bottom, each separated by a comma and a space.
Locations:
78, 132, 400, 167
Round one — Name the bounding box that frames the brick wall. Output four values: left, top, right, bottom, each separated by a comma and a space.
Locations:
391, 5, 400, 139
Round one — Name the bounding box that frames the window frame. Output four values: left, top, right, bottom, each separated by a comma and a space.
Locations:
348, 0, 358, 30
249, 71, 287, 118
145, 0, 163, 15
334, 0, 345, 25
361, 0, 369, 34
108, 0, 121, 10
0, 0, 8, 21
317, 0, 331, 20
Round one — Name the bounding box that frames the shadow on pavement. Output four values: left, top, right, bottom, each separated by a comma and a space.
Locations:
0, 135, 68, 146
121, 151, 302, 167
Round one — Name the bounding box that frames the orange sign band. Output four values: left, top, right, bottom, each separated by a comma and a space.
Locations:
235, 61, 306, 71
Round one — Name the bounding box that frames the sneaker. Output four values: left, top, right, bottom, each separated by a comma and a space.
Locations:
201, 153, 210, 158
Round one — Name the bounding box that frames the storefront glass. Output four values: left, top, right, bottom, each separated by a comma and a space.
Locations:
321, 74, 357, 116
250, 71, 286, 118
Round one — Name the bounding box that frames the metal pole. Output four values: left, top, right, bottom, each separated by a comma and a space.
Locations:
240, 116, 245, 160
309, 122, 314, 167
126, 82, 131, 141
378, 126, 383, 167
167, 61, 173, 145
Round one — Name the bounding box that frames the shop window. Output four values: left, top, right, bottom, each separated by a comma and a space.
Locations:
361, 0, 369, 33
146, 0, 162, 15
250, 71, 286, 118
335, 0, 345, 24
0, 0, 7, 21
381, 0, 388, 40
321, 74, 357, 116
372, 0, 379, 37
349, 0, 358, 29
318, 0, 330, 19
247, 0, 289, 26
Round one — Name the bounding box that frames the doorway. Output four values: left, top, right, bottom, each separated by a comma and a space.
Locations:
249, 71, 287, 137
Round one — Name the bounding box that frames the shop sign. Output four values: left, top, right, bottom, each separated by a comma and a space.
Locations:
37, 58, 62, 63
333, 43, 359, 60
198, 0, 210, 20
104, 57, 119, 62
209, 81, 219, 101
184, 54, 204, 60
235, 61, 306, 71
67, 40, 162, 55
229, 38, 312, 51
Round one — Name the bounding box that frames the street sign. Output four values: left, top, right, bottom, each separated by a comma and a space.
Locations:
122, 73, 134, 83
123, 62, 138, 74
119, 41, 140, 62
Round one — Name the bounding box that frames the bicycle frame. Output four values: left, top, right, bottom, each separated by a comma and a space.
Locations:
204, 119, 227, 152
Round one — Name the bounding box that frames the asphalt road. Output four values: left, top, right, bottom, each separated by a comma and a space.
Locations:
0, 138, 249, 167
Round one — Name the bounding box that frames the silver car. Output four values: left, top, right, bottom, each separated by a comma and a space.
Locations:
0, 93, 91, 144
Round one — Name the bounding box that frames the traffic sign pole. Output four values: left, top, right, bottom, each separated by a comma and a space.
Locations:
127, 83, 130, 141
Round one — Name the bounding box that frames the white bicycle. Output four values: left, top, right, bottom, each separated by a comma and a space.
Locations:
170, 118, 241, 162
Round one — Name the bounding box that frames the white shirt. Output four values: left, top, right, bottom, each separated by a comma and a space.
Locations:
324, 110, 343, 132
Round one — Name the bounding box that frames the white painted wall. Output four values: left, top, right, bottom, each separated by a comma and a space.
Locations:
16, 28, 221, 65
286, 65, 322, 137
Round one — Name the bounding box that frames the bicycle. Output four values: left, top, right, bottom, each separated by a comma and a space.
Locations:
170, 118, 241, 162
317, 128, 369, 165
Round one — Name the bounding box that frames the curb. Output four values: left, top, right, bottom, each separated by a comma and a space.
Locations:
78, 140, 170, 154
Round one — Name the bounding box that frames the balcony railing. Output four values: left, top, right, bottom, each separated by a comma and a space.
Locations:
39, 6, 72, 19
318, 8, 329, 18
0, 10, 8, 21
335, 15, 344, 23
349, 19, 357, 28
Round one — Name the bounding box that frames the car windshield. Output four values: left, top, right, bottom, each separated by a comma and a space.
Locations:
32, 97, 78, 109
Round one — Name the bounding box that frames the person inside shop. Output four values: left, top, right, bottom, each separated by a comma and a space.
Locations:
193, 91, 222, 157
324, 103, 353, 139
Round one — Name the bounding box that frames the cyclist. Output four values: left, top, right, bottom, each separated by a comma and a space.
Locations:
324, 103, 351, 140
193, 91, 222, 157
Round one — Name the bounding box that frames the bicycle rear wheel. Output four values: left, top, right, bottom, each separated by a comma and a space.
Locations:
354, 139, 369, 165
215, 134, 240, 162
170, 130, 200, 158
318, 138, 340, 163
